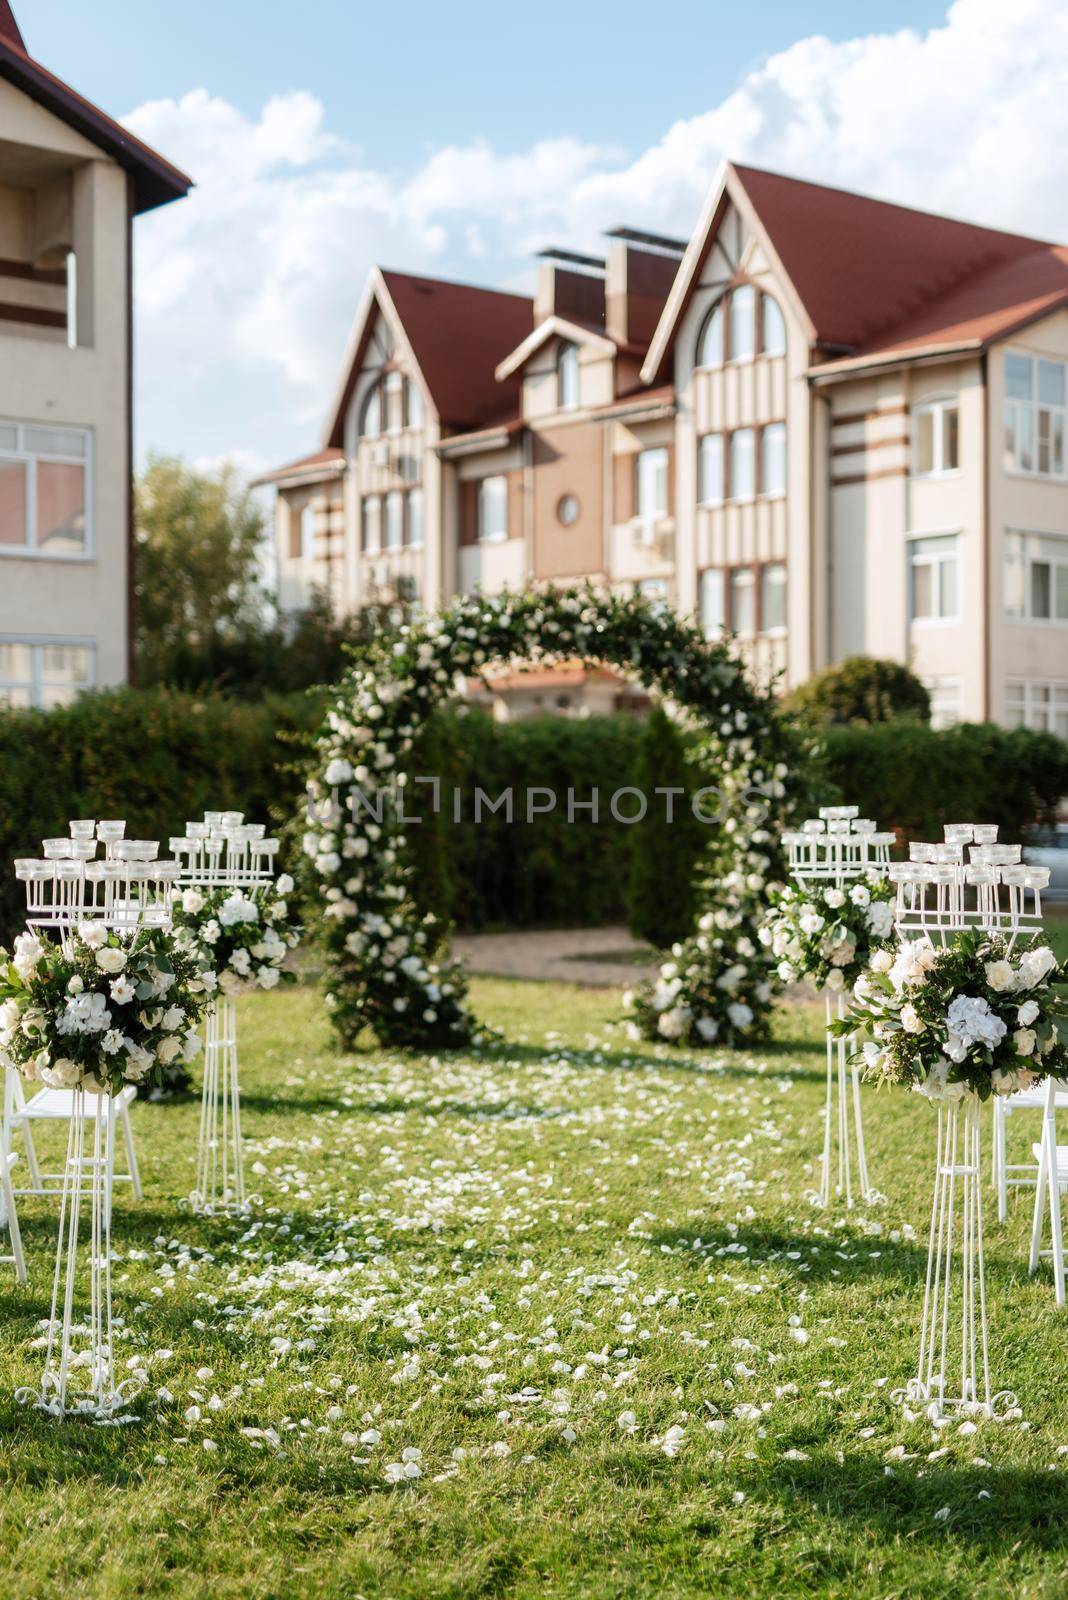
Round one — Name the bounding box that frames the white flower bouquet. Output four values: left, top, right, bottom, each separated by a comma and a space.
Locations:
834, 929, 1068, 1101
628, 903, 777, 1048
172, 876, 301, 995
761, 874, 895, 992
0, 924, 211, 1095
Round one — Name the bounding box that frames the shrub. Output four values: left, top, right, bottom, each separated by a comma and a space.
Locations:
624, 709, 704, 948
816, 720, 1068, 840
0, 687, 319, 947
784, 656, 931, 726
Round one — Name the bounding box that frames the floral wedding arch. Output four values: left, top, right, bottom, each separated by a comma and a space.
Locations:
303, 586, 798, 1051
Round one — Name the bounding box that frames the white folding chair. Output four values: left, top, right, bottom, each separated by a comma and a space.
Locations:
1028, 1076, 1068, 1307
0, 1150, 26, 1283
992, 1079, 1068, 1222
3, 1066, 142, 1202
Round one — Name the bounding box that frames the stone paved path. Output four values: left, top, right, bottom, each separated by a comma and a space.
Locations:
451, 925, 657, 988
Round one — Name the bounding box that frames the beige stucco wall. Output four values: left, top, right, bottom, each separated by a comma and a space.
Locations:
987, 313, 1068, 724
0, 83, 131, 693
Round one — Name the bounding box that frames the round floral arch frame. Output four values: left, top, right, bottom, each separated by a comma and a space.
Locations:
304, 586, 797, 1051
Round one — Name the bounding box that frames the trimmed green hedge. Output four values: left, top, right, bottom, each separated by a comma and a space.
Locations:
0, 691, 1063, 948
815, 721, 1068, 841
0, 688, 319, 946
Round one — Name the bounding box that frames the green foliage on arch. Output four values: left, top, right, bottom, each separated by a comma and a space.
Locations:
303, 586, 800, 1051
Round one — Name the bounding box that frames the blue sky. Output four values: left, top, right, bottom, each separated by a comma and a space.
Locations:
15, 1, 1067, 474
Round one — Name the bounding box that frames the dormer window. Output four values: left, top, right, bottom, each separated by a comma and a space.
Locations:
557, 341, 580, 411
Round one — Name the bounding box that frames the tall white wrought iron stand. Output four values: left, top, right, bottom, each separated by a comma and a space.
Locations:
174, 811, 277, 1216
783, 805, 893, 1209
887, 821, 1049, 1421
11, 818, 180, 1417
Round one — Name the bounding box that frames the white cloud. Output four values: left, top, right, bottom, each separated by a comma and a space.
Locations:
125, 0, 1068, 470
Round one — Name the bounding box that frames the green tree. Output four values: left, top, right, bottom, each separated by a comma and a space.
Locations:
624, 708, 703, 950
134, 455, 267, 683
783, 655, 931, 727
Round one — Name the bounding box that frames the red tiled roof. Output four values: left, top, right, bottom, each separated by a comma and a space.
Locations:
252, 447, 344, 487
0, 1, 23, 49
732, 163, 1063, 361
382, 270, 532, 431
0, 8, 191, 213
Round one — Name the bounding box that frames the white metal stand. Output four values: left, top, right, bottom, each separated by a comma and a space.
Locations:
1028, 1075, 1068, 1307
16, 1088, 141, 1418
188, 996, 246, 1215
818, 991, 873, 1208
893, 1098, 1018, 1422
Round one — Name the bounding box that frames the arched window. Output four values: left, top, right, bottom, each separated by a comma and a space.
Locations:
729, 285, 755, 363
557, 341, 580, 410
696, 302, 724, 369
360, 381, 382, 439
761, 294, 786, 357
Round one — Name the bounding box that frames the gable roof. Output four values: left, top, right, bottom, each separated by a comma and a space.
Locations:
325, 268, 532, 447
495, 313, 615, 381
643, 161, 1068, 381
0, 10, 191, 214
0, 1, 23, 49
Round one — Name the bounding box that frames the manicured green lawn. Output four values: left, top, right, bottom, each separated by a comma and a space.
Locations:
1, 977, 1068, 1600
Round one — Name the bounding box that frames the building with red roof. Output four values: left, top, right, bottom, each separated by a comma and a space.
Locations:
261, 161, 1068, 731
0, 2, 191, 706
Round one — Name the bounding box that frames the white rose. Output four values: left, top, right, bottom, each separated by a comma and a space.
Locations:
275, 874, 294, 895
900, 1003, 925, 1034
12, 932, 44, 979
95, 946, 127, 974
871, 949, 894, 973
825, 967, 845, 991
156, 1036, 181, 1065
42, 1056, 81, 1089
77, 921, 108, 950
823, 888, 845, 909
182, 888, 205, 915
849, 884, 870, 907
1014, 1028, 1037, 1056
1017, 999, 1040, 1026
161, 1005, 185, 1032
257, 967, 280, 990
110, 976, 135, 1005
985, 961, 1015, 994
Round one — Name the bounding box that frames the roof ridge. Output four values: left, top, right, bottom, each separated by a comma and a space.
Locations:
731, 160, 1060, 253
380, 266, 532, 305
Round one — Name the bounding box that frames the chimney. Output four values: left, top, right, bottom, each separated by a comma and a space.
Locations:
535, 248, 605, 327
604, 228, 686, 349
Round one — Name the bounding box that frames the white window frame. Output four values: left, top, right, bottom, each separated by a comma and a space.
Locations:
729, 565, 757, 636
556, 342, 580, 411
1006, 678, 1068, 738
698, 567, 724, 638
636, 447, 669, 520
760, 423, 786, 499
728, 428, 755, 502
298, 504, 315, 561
908, 530, 961, 626
760, 294, 786, 358
362, 494, 382, 555
728, 285, 755, 364
1004, 349, 1068, 481
760, 562, 787, 635
385, 489, 404, 550
696, 301, 724, 370
0, 420, 93, 560
925, 675, 962, 731
697, 434, 723, 507
0, 634, 95, 709
478, 476, 508, 543
1004, 529, 1068, 625
406, 487, 424, 550
913, 394, 960, 479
